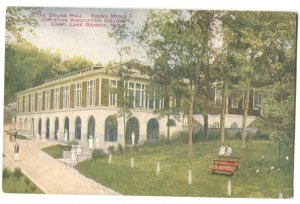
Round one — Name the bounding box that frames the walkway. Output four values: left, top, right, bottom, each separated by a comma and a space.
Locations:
2, 123, 120, 195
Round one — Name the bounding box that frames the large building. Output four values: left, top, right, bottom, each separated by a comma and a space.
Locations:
15, 66, 183, 148
15, 65, 262, 148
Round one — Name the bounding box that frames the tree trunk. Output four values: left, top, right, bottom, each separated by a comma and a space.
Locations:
242, 81, 251, 148
220, 82, 226, 143
203, 113, 208, 140
188, 83, 195, 157
167, 111, 170, 144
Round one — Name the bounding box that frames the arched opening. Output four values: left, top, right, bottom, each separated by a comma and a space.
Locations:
54, 118, 59, 140
75, 117, 81, 140
147, 118, 159, 140
46, 118, 50, 139
87, 116, 95, 140
126, 117, 139, 145
24, 118, 28, 131
105, 116, 118, 141
31, 118, 34, 136
64, 117, 70, 141
38, 118, 42, 136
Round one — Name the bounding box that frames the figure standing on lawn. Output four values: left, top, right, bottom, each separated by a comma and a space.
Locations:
14, 143, 20, 161
225, 145, 232, 156
218, 144, 226, 156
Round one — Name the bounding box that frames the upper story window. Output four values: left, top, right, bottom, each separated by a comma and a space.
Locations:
75, 83, 82, 107
109, 80, 117, 107
63, 86, 70, 109
24, 95, 29, 112
53, 88, 59, 110
45, 90, 51, 110
37, 92, 42, 111
148, 86, 161, 110
125, 81, 149, 109
18, 96, 23, 113
231, 91, 239, 108
87, 80, 96, 106
253, 90, 261, 110
30, 93, 35, 112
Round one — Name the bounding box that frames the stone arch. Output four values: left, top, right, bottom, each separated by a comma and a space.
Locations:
64, 117, 70, 141
46, 118, 50, 139
147, 118, 159, 140
54, 117, 59, 140
87, 116, 95, 140
105, 115, 118, 142
126, 117, 139, 145
75, 117, 82, 140
38, 118, 42, 136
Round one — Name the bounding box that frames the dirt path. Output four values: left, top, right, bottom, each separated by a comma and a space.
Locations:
2, 123, 120, 195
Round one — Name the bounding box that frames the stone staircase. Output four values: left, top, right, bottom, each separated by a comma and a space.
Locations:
61, 146, 92, 166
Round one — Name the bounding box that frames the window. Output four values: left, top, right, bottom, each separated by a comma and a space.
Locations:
63, 86, 70, 109
109, 80, 117, 107
37, 92, 42, 111
253, 90, 261, 110
231, 91, 239, 108
75, 83, 82, 107
215, 88, 222, 105
24, 95, 29, 112
148, 86, 161, 110
87, 80, 96, 106
105, 116, 118, 141
53, 88, 59, 109
45, 90, 51, 110
75, 117, 82, 140
212, 122, 220, 128
30, 94, 35, 112
18, 96, 23, 113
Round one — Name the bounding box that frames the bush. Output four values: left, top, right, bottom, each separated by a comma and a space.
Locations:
67, 139, 79, 147
92, 149, 106, 159
13, 168, 22, 180
108, 145, 115, 154
24, 177, 30, 185
30, 185, 37, 192
117, 144, 124, 153
248, 130, 269, 140
2, 168, 10, 179
170, 131, 189, 143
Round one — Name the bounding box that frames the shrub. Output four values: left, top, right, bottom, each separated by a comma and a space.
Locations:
117, 144, 124, 153
13, 167, 22, 180
2, 168, 10, 179
170, 131, 188, 143
30, 185, 37, 192
24, 177, 30, 185
108, 145, 115, 154
92, 149, 106, 159
67, 139, 79, 147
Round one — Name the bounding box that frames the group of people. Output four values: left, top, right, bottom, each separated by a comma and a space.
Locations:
218, 144, 232, 157
71, 145, 82, 161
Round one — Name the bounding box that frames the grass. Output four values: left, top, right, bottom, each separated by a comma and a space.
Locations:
75, 140, 294, 198
42, 144, 72, 159
16, 134, 30, 140
2, 168, 43, 194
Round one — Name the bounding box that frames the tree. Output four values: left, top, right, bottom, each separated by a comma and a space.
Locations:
59, 56, 94, 72
6, 7, 40, 40
107, 16, 135, 146
222, 11, 296, 147
140, 10, 221, 156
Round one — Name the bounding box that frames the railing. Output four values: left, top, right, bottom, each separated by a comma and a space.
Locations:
44, 67, 94, 84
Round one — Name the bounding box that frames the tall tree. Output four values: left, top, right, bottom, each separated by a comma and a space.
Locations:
6, 7, 40, 40
222, 11, 295, 147
140, 10, 220, 156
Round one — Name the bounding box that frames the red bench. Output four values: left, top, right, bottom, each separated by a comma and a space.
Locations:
210, 166, 235, 175
213, 160, 240, 170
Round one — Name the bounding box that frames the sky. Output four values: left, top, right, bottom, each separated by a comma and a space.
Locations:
15, 7, 149, 65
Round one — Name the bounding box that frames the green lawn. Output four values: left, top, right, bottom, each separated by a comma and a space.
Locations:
42, 144, 72, 159
16, 134, 30, 140
75, 140, 294, 198
2, 168, 43, 194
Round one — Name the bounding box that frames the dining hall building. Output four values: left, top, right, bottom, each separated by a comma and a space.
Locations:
15, 65, 262, 148
15, 66, 183, 148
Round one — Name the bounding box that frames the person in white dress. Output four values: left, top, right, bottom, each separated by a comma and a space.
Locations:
218, 144, 226, 156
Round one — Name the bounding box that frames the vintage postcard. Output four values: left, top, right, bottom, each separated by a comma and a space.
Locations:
2, 5, 297, 201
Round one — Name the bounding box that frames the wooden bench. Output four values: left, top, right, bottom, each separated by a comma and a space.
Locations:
213, 160, 240, 170
210, 166, 235, 175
